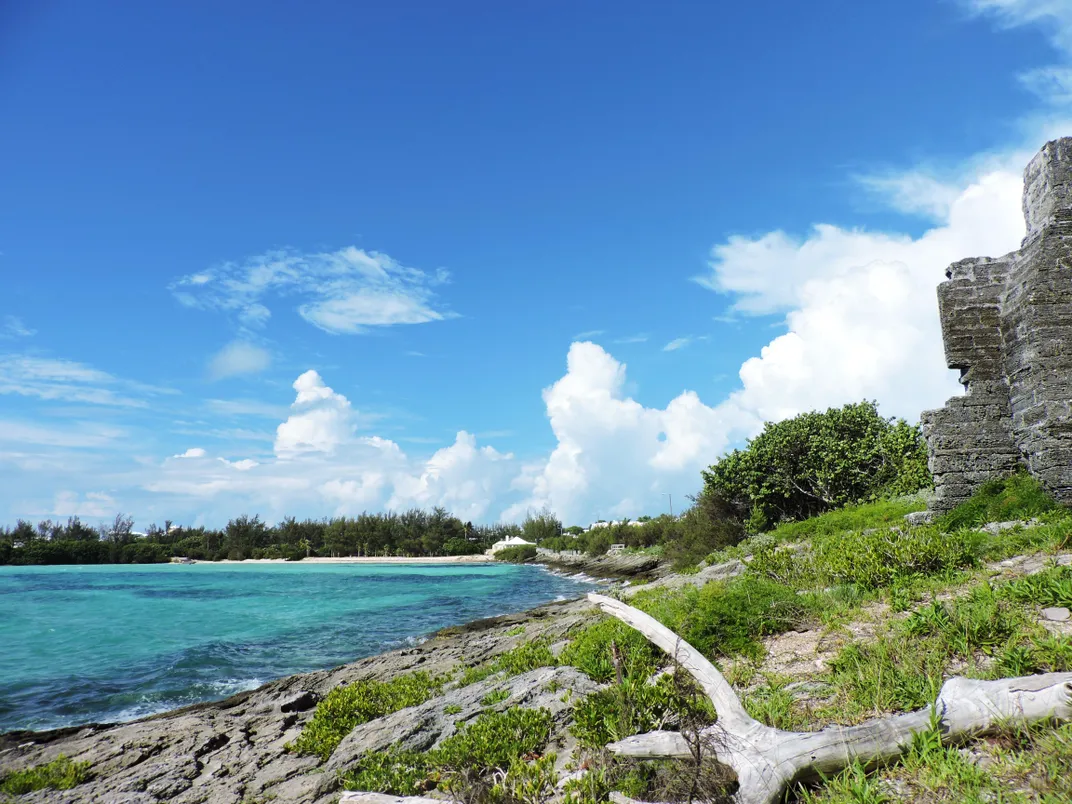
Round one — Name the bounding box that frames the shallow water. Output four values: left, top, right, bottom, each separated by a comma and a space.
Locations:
0, 562, 596, 732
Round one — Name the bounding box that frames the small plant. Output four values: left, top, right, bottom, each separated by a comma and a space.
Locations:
0, 756, 91, 794
506, 625, 527, 636
481, 688, 511, 707
289, 671, 447, 760
458, 641, 557, 686
444, 704, 462, 715
1000, 565, 1072, 608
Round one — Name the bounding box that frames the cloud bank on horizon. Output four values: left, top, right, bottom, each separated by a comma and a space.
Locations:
1, 0, 1070, 528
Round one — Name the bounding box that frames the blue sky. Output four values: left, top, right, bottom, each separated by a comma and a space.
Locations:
1, 0, 1070, 528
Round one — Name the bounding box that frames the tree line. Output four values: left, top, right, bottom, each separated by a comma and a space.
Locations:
0, 401, 934, 568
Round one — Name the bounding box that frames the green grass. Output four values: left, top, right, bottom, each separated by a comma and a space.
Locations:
288, 671, 448, 760
938, 471, 1060, 533
0, 756, 91, 795
765, 495, 927, 543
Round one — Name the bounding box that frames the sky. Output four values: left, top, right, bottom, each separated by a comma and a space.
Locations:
1, 0, 1071, 529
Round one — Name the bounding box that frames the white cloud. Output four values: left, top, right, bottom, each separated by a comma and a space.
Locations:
0, 420, 126, 448
698, 168, 1026, 425
171, 246, 455, 336
52, 490, 116, 519
274, 370, 355, 456
965, 0, 1072, 106
139, 368, 517, 523
613, 334, 649, 344
662, 337, 697, 352
1, 316, 35, 339
573, 329, 605, 340
207, 341, 271, 380
0, 355, 166, 408
506, 343, 748, 525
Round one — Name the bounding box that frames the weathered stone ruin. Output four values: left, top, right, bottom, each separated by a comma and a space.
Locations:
922, 137, 1072, 512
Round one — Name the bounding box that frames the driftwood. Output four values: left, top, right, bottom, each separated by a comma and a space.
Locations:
340, 592, 1072, 804
589, 593, 1072, 804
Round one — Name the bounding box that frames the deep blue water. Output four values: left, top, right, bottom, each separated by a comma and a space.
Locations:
0, 562, 596, 733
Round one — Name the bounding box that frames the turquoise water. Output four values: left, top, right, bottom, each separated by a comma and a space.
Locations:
0, 562, 596, 733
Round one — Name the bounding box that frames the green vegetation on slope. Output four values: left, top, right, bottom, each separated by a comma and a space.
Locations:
0, 756, 91, 795
288, 671, 449, 760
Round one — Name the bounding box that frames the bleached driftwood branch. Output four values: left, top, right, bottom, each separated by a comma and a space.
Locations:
339, 594, 1072, 804
589, 593, 1072, 804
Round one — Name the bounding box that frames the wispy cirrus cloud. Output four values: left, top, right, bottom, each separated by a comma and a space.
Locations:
1, 316, 35, 339
0, 356, 176, 408
171, 246, 457, 336
963, 1, 1072, 105
662, 336, 708, 352
572, 329, 604, 340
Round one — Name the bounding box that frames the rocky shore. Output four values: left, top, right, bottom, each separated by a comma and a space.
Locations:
0, 593, 618, 804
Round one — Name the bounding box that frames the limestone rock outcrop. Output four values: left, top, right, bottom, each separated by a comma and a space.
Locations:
922, 138, 1072, 511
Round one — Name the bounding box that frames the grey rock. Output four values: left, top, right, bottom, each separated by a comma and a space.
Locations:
622, 559, 746, 598
1041, 606, 1071, 622
904, 511, 934, 526
978, 519, 1039, 535
325, 665, 600, 774
921, 138, 1072, 515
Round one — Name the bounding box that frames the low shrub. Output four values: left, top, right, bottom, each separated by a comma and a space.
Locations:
560, 618, 661, 683
341, 708, 554, 797
458, 641, 556, 687
289, 671, 447, 760
635, 575, 812, 660
494, 545, 537, 563
0, 756, 91, 794
999, 565, 1072, 608
937, 471, 1058, 533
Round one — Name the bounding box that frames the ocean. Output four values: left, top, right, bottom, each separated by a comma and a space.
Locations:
0, 561, 597, 733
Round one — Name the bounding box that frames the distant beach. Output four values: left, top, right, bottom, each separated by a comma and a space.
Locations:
209, 554, 496, 565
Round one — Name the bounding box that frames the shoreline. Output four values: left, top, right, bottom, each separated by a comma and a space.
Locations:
188, 554, 497, 565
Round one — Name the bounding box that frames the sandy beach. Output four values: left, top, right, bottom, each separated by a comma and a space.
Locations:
200, 554, 497, 565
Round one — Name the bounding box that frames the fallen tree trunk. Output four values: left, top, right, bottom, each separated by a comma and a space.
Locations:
590, 593, 1072, 804
339, 594, 1072, 804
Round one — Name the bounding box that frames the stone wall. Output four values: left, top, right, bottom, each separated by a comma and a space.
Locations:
922, 138, 1072, 511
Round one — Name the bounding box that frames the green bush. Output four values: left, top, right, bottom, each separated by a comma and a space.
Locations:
702, 401, 931, 532
810, 525, 975, 590
634, 575, 810, 660
938, 471, 1059, 533
560, 618, 661, 683
999, 565, 1072, 608
289, 671, 447, 760
494, 545, 537, 563
341, 708, 554, 796
0, 756, 91, 794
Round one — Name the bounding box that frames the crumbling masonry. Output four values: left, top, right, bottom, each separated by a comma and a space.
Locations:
921, 138, 1072, 512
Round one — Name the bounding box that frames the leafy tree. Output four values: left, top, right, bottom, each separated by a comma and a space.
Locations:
702, 400, 931, 532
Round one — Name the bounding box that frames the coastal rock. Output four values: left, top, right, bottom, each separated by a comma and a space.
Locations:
1042, 607, 1071, 622
621, 559, 746, 598
325, 665, 600, 774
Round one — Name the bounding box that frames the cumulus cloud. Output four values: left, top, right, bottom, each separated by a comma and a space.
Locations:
699, 169, 1026, 425
505, 343, 749, 524
208, 341, 272, 380
171, 246, 455, 336
275, 370, 355, 456
173, 448, 207, 458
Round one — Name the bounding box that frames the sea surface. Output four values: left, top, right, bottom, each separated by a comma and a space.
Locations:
0, 562, 597, 733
